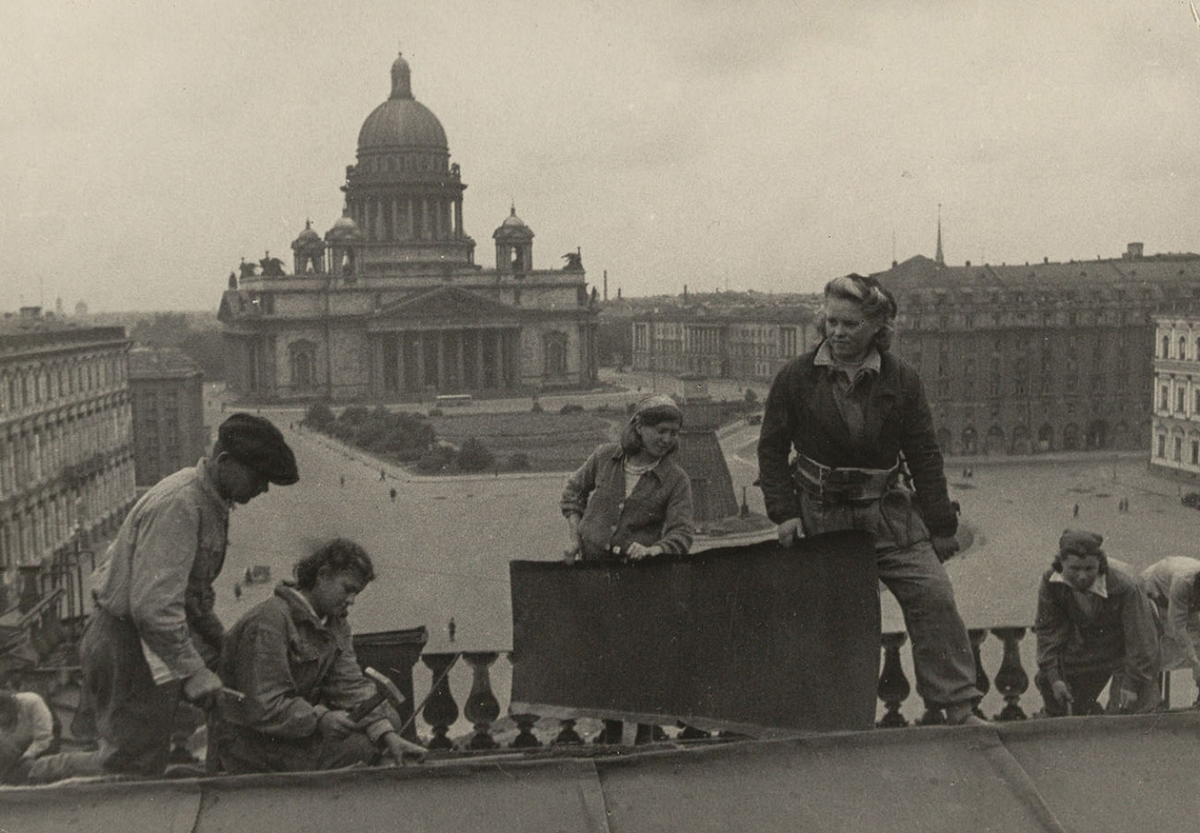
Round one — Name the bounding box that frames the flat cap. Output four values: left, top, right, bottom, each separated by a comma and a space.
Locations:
1059, 529, 1103, 558
217, 413, 299, 485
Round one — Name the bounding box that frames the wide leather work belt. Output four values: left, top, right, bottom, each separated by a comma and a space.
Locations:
792, 454, 900, 504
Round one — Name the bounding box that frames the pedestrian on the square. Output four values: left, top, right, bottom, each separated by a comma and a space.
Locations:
29, 414, 299, 782
1034, 530, 1160, 716
756, 273, 984, 726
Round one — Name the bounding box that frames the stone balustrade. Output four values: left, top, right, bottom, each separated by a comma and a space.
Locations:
355, 626, 1189, 754
9, 624, 1187, 760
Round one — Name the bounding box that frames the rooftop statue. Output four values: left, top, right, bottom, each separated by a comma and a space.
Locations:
562, 251, 583, 271
260, 252, 287, 277
239, 259, 258, 279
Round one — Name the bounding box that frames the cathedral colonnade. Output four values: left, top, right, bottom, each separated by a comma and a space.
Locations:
375, 327, 520, 397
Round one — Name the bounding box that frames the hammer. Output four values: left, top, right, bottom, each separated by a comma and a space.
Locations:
351, 667, 427, 760
349, 667, 407, 722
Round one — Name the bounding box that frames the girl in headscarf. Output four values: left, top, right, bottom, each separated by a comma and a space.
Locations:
561, 394, 694, 562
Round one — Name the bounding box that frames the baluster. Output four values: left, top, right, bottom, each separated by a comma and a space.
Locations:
462, 651, 500, 750
969, 628, 990, 718
916, 698, 945, 726
877, 631, 911, 728
510, 714, 542, 749
990, 627, 1029, 721
553, 719, 584, 745
421, 652, 460, 750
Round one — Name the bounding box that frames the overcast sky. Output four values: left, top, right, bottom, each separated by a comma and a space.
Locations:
4, 0, 1200, 312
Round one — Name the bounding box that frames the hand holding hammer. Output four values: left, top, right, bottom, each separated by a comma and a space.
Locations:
351, 667, 427, 763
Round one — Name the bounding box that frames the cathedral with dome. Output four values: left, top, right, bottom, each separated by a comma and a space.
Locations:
219, 52, 599, 403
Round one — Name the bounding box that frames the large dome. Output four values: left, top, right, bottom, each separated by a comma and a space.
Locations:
357, 52, 448, 151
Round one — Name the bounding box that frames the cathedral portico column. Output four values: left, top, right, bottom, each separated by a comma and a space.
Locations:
396, 333, 407, 394
371, 336, 385, 397
472, 331, 482, 388
416, 334, 426, 391
436, 332, 446, 391
407, 198, 416, 239
454, 199, 463, 240
453, 328, 463, 391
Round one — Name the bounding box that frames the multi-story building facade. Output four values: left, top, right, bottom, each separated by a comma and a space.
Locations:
0, 309, 135, 601
877, 243, 1200, 456
1149, 309, 1200, 481
630, 305, 817, 383
128, 347, 207, 487
220, 53, 599, 404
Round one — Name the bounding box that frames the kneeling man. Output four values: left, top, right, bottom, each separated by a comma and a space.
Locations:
1034, 530, 1160, 716
215, 539, 421, 773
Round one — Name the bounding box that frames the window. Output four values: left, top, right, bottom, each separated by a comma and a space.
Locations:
1159, 435, 1167, 458
1175, 436, 1183, 462
1162, 385, 1170, 410
1192, 440, 1199, 466
1163, 335, 1171, 358
1179, 387, 1187, 414
1182, 336, 1189, 360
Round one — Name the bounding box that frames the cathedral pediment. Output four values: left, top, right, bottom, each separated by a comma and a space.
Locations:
372, 286, 518, 326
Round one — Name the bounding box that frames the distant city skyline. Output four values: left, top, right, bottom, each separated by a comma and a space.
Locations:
4, 0, 1200, 312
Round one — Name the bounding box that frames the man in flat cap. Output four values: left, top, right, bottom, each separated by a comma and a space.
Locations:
1033, 529, 1160, 717
31, 414, 298, 781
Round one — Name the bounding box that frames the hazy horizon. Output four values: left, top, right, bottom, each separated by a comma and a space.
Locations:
6, 0, 1200, 313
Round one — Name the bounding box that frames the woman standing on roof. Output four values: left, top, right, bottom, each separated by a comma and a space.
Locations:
560, 394, 695, 745
561, 394, 694, 563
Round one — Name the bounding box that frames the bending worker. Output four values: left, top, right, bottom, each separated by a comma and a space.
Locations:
214, 539, 421, 772
1141, 556, 1200, 692
1034, 530, 1160, 716
757, 273, 983, 726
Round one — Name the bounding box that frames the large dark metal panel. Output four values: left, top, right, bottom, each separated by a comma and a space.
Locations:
510, 531, 880, 734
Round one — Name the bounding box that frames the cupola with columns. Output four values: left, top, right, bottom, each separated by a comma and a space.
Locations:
493, 206, 535, 275
343, 51, 475, 274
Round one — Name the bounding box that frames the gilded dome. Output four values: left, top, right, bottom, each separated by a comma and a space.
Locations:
357, 52, 448, 151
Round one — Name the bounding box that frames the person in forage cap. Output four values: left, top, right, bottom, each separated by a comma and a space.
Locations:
30, 414, 299, 783
1033, 529, 1160, 717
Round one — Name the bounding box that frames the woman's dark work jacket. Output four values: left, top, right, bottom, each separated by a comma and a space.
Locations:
756, 347, 957, 539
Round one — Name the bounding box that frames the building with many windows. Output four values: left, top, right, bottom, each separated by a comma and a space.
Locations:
0, 309, 135, 605
128, 347, 207, 487
630, 304, 817, 383
219, 52, 598, 404
877, 242, 1200, 456
1149, 308, 1200, 481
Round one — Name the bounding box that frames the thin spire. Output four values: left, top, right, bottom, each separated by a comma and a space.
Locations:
935, 204, 945, 267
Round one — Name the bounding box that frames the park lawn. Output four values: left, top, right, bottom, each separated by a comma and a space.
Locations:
428, 411, 620, 472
